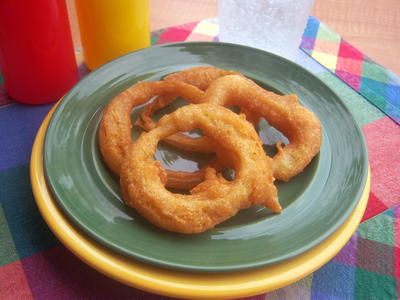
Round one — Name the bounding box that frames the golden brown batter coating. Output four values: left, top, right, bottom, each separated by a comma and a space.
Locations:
136, 66, 260, 152
120, 104, 281, 234
98, 80, 204, 179
137, 70, 322, 182
203, 75, 322, 181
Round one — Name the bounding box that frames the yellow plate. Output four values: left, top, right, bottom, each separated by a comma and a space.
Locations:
31, 105, 370, 299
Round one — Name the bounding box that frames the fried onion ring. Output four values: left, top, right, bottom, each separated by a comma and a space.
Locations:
135, 66, 260, 152
120, 103, 281, 234
98, 81, 211, 189
204, 75, 322, 181
164, 66, 240, 89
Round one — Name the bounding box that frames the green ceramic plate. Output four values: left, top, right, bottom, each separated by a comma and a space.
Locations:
44, 42, 368, 272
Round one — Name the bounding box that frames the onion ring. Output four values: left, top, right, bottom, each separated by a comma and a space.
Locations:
98, 80, 210, 189
203, 75, 322, 181
120, 103, 281, 234
135, 66, 260, 153
164, 66, 241, 90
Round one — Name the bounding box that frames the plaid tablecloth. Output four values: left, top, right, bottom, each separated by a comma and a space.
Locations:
1, 17, 399, 299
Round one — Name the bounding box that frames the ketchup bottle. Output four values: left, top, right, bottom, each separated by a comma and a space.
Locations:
0, 0, 78, 105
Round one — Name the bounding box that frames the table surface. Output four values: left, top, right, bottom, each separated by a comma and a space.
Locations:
67, 0, 400, 75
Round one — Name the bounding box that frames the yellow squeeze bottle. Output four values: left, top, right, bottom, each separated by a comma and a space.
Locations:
75, 0, 150, 70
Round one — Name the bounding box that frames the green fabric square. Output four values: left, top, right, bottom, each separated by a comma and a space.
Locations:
361, 90, 387, 112
316, 72, 385, 126
362, 62, 389, 83
354, 268, 397, 299
0, 165, 59, 259
0, 205, 19, 266
316, 25, 341, 43
150, 28, 165, 46
151, 36, 159, 46
358, 214, 394, 247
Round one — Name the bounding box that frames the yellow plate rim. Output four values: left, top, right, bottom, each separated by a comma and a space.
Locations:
30, 104, 370, 299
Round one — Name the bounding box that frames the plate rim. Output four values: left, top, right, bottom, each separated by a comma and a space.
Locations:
31, 106, 371, 299
43, 41, 369, 271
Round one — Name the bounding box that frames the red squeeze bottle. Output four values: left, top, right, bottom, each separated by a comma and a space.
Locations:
0, 0, 78, 104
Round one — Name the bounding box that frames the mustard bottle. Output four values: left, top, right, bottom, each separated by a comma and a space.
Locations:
75, 0, 150, 70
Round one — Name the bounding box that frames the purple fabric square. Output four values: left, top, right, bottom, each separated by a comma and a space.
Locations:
78, 63, 90, 79
335, 70, 361, 91
300, 36, 316, 50
395, 205, 400, 218
332, 234, 358, 266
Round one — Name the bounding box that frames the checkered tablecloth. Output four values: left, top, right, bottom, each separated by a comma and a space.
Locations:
1, 17, 399, 299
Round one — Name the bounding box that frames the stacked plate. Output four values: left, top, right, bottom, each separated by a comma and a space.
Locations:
30, 42, 369, 299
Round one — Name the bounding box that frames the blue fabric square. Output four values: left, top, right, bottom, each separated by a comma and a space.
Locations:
311, 261, 355, 299
303, 16, 320, 38
386, 84, 400, 119
387, 84, 400, 102
0, 165, 59, 259
360, 78, 400, 121
0, 103, 53, 171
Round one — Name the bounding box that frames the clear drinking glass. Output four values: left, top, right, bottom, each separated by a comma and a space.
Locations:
218, 0, 314, 60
